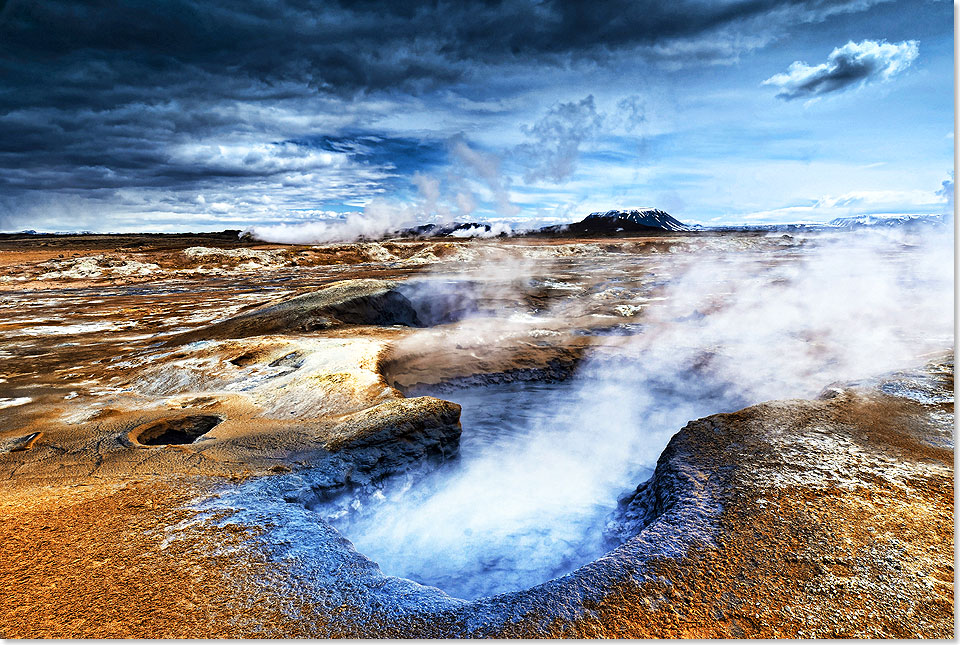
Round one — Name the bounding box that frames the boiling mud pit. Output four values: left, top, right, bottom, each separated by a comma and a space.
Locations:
313, 354, 749, 600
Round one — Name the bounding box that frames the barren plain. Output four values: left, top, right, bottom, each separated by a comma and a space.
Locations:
0, 229, 952, 638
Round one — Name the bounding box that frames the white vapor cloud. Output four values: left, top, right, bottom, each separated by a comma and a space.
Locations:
448, 135, 520, 217
246, 200, 416, 244
321, 223, 952, 599
936, 173, 953, 216
516, 95, 604, 183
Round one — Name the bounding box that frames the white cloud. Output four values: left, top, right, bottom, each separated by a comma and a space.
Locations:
763, 39, 919, 100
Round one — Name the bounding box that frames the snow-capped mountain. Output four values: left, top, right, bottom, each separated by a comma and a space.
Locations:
582, 209, 691, 231
393, 208, 696, 239
828, 214, 946, 228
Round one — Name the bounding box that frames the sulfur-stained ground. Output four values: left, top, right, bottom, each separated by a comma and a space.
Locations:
0, 231, 952, 638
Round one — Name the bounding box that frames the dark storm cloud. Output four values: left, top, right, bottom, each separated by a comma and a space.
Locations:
1, 0, 896, 101
763, 39, 919, 100
0, 0, 894, 228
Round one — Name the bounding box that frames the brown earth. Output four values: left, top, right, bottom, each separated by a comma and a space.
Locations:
0, 232, 952, 638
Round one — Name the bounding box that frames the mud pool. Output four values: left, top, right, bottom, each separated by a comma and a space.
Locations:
315, 355, 748, 600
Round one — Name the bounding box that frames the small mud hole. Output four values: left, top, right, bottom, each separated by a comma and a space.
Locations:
134, 414, 223, 445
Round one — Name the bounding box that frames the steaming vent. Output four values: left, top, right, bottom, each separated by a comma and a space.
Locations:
395, 280, 484, 326
188, 228, 955, 602
170, 278, 491, 344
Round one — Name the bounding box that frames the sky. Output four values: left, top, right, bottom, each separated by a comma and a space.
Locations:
0, 0, 953, 233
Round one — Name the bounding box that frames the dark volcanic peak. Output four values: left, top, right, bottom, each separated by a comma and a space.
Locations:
583, 209, 691, 232
534, 208, 693, 237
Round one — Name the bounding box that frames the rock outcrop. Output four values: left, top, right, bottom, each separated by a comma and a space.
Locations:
279, 396, 463, 512
170, 279, 422, 343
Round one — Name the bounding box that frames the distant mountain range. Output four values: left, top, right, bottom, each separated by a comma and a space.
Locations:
11, 210, 947, 241
696, 213, 948, 234
826, 214, 947, 228
396, 209, 949, 239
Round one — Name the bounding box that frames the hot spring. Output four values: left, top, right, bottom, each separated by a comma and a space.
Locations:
310, 354, 747, 600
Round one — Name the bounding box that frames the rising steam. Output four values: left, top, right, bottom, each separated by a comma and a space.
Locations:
245, 200, 416, 244
323, 225, 953, 600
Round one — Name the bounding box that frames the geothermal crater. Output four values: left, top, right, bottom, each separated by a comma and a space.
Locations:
312, 349, 752, 601
318, 375, 617, 601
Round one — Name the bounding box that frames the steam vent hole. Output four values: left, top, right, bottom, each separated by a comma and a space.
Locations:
135, 415, 223, 445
